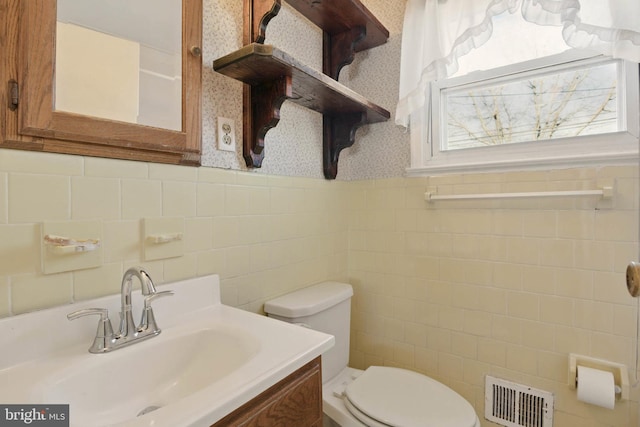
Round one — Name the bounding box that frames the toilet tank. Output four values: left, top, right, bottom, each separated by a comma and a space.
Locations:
264, 281, 353, 383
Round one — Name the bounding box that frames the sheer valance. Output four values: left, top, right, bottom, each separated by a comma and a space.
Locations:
396, 0, 640, 128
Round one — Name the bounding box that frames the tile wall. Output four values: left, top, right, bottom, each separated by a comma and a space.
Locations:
0, 149, 349, 316
0, 148, 638, 426
347, 166, 640, 426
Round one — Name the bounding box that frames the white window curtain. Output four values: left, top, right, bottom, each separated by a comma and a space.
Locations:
396, 0, 640, 128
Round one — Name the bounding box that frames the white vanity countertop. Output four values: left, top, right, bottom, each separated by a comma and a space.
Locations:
0, 274, 334, 427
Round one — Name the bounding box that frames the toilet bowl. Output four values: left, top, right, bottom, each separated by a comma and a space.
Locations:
323, 367, 480, 427
264, 282, 481, 427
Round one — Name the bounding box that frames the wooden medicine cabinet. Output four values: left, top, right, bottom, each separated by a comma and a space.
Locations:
0, 0, 202, 165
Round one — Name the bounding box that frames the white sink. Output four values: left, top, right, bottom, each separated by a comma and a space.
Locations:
39, 327, 260, 426
0, 275, 334, 427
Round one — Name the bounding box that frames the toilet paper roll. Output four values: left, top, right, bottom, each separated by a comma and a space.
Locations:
577, 366, 616, 409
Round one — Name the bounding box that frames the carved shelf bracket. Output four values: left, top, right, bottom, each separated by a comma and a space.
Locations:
244, 75, 292, 168
246, 0, 281, 44
323, 26, 366, 80
323, 112, 367, 179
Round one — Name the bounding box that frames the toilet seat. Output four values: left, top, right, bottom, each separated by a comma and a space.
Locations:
344, 397, 392, 427
343, 366, 478, 427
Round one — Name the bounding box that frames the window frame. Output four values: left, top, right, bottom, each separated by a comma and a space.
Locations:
406, 52, 640, 176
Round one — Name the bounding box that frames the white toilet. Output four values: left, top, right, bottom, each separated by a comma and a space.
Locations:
264, 281, 481, 427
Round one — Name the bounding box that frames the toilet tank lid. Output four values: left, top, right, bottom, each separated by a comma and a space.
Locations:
264, 281, 353, 318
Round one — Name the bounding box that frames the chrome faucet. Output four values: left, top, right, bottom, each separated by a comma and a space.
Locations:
68, 267, 173, 353
119, 267, 157, 338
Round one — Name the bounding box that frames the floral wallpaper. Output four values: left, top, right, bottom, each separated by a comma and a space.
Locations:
201, 0, 410, 180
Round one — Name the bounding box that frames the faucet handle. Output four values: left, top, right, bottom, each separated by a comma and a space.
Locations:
68, 307, 109, 324
139, 290, 174, 333
143, 290, 174, 308
67, 308, 115, 353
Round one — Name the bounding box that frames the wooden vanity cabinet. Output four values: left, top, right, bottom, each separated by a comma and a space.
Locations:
211, 357, 323, 427
0, 0, 202, 165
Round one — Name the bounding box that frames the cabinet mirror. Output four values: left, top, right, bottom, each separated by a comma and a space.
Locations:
56, 0, 182, 132
3, 0, 201, 165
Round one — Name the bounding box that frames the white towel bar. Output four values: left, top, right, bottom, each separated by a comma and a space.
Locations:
425, 187, 613, 202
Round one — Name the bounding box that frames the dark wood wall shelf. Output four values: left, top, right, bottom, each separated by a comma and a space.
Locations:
214, 43, 390, 172
214, 0, 390, 179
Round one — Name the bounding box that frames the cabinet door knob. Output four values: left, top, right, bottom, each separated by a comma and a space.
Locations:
190, 46, 202, 57
626, 262, 640, 297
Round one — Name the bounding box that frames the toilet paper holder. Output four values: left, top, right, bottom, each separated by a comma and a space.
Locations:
568, 353, 629, 400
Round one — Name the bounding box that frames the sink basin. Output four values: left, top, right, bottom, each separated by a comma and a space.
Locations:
0, 274, 334, 427
38, 327, 260, 426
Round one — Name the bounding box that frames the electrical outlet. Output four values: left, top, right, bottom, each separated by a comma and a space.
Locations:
217, 117, 236, 152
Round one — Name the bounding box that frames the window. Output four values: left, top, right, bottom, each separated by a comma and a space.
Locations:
442, 58, 620, 151
405, 13, 640, 176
